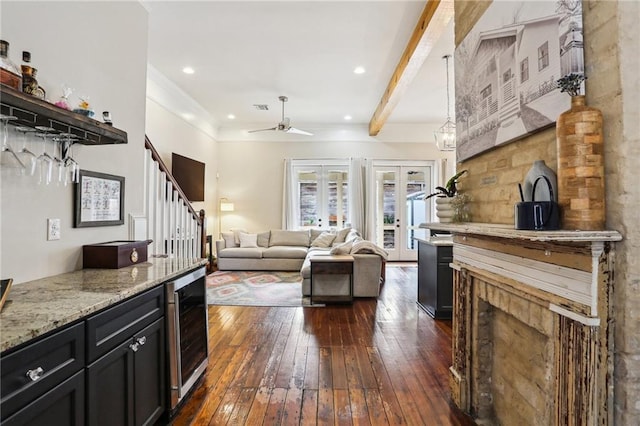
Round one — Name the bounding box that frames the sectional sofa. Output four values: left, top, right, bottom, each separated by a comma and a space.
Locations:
215, 228, 386, 297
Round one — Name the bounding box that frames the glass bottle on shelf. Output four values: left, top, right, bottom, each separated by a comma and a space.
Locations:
21, 51, 45, 99
0, 40, 22, 91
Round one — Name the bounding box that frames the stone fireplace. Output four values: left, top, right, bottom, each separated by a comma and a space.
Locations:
424, 223, 621, 426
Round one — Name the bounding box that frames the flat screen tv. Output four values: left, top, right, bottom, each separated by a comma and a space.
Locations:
171, 153, 205, 202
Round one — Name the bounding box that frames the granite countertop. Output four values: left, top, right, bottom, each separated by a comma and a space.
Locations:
0, 257, 207, 353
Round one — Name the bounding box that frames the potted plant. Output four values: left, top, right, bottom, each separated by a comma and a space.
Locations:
556, 73, 586, 96
424, 169, 468, 200
424, 169, 468, 223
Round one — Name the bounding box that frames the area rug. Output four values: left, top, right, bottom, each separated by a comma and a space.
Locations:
206, 270, 313, 307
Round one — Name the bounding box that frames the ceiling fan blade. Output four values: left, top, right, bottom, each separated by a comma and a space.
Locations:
247, 126, 277, 133
286, 127, 314, 136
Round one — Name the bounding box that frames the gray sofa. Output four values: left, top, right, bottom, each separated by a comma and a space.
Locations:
215, 229, 385, 297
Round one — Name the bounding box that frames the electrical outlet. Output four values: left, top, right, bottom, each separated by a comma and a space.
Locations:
47, 218, 61, 241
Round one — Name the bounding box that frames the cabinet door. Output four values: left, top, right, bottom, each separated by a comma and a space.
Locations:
86, 339, 134, 426
133, 318, 165, 426
3, 370, 85, 426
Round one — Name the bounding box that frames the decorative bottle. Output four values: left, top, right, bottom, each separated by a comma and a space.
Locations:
556, 95, 605, 230
0, 40, 22, 91
21, 51, 41, 97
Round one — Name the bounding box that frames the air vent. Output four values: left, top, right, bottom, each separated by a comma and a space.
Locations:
253, 104, 269, 111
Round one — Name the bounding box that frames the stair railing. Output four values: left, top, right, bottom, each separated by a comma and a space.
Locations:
144, 136, 206, 259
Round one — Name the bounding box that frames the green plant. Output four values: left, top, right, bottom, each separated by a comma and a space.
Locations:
424, 169, 468, 200
557, 73, 587, 97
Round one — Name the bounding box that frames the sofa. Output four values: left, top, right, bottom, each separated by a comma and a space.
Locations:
215, 228, 386, 297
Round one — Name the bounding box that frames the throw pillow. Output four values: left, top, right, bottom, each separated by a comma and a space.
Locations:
221, 232, 238, 248
310, 231, 336, 248
329, 240, 354, 255
334, 227, 352, 243
239, 232, 258, 248
230, 228, 247, 245
310, 228, 324, 243
257, 231, 270, 248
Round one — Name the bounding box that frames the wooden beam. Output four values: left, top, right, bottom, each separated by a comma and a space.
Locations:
368, 0, 454, 136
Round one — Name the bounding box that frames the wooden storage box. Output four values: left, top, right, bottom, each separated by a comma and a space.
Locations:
83, 240, 152, 269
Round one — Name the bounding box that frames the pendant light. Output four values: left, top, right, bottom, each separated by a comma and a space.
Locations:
435, 54, 456, 151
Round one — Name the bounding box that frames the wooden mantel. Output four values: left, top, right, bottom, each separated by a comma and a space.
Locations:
420, 222, 622, 425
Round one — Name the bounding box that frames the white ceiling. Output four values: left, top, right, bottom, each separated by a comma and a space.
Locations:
145, 1, 455, 134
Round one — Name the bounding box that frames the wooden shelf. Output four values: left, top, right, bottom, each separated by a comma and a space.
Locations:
0, 85, 127, 145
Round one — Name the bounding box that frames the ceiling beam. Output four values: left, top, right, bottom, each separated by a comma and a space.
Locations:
368, 0, 454, 136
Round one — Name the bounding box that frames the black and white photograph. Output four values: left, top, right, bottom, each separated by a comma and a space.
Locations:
455, 0, 584, 161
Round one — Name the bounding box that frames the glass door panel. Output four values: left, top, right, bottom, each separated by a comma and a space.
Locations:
372, 163, 434, 261
293, 164, 348, 230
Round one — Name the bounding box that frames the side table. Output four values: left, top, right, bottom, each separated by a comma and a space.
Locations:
310, 255, 354, 304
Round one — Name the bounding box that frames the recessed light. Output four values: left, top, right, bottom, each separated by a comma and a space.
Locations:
353, 66, 365, 74
344, 115, 352, 120
227, 114, 236, 120
181, 113, 194, 121
182, 67, 195, 74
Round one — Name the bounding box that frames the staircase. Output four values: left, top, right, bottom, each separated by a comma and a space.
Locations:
143, 136, 205, 259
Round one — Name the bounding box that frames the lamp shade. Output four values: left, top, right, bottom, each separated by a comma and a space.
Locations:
220, 202, 235, 212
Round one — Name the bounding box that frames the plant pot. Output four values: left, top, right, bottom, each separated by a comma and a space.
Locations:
435, 197, 455, 223
556, 95, 605, 230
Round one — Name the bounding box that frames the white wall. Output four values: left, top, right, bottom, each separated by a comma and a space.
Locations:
0, 2, 148, 283
217, 139, 455, 232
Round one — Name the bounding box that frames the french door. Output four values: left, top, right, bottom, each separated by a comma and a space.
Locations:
292, 162, 349, 230
371, 161, 434, 261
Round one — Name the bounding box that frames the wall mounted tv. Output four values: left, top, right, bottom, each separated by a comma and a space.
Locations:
171, 153, 205, 202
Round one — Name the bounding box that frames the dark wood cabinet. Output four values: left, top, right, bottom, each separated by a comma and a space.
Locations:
86, 316, 165, 426
417, 239, 453, 319
2, 370, 85, 426
0, 322, 85, 422
1, 285, 166, 426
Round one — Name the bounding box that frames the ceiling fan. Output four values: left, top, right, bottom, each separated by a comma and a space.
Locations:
248, 96, 313, 136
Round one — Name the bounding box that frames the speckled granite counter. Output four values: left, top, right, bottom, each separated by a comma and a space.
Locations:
0, 257, 207, 353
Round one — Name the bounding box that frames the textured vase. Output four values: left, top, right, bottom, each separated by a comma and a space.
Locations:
435, 197, 455, 223
556, 95, 605, 230
523, 160, 557, 202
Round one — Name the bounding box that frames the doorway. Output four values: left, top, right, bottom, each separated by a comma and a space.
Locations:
370, 161, 434, 261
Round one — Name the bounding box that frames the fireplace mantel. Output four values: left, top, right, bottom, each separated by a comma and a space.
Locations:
420, 223, 621, 425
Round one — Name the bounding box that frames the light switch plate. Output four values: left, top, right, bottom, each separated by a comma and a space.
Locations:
47, 218, 61, 241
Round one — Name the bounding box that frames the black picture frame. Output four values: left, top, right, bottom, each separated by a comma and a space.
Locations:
74, 170, 125, 228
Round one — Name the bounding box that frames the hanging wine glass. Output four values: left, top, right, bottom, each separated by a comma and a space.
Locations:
35, 126, 55, 185
15, 126, 38, 177
60, 133, 79, 185
52, 136, 66, 185
1, 114, 25, 172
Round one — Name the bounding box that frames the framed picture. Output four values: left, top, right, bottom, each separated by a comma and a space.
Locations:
455, 0, 584, 161
74, 170, 125, 227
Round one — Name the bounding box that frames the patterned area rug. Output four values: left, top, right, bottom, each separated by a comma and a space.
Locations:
206, 270, 312, 307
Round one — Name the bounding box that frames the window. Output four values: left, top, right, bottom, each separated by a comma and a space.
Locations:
503, 68, 512, 83
538, 41, 549, 71
291, 160, 349, 230
520, 57, 529, 82
480, 84, 492, 99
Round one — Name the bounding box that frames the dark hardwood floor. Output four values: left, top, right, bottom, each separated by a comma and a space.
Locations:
170, 265, 476, 425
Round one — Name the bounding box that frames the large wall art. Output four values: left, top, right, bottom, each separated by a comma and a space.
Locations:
454, 0, 584, 162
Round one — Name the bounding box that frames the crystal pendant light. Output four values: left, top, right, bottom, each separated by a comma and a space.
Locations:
435, 55, 456, 151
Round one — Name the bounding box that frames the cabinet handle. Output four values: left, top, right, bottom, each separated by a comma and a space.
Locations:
26, 367, 44, 382
129, 342, 140, 352
136, 336, 147, 346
